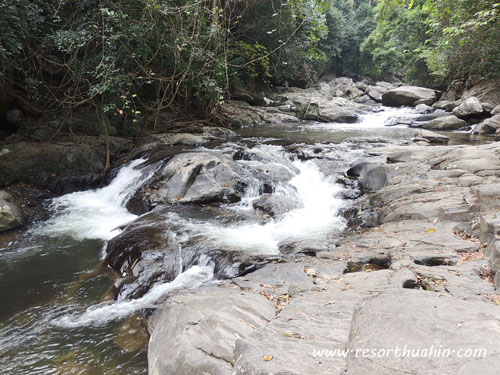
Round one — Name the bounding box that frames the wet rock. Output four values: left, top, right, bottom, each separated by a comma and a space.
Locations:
114, 317, 149, 352
105, 208, 265, 298
419, 115, 467, 131
255, 107, 300, 123
474, 114, 500, 135
0, 137, 132, 194
452, 96, 484, 118
0, 190, 24, 233
252, 194, 300, 217
141, 133, 206, 146
491, 105, 500, 116
146, 152, 249, 205
382, 86, 440, 107
415, 129, 449, 145
104, 211, 180, 298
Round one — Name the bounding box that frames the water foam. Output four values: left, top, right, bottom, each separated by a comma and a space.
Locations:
170, 159, 345, 253
53, 263, 214, 327
39, 159, 156, 241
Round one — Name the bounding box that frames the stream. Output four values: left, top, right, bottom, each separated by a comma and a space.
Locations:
0, 106, 478, 374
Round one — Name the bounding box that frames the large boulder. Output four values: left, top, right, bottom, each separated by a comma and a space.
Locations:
382, 86, 441, 107
419, 115, 467, 131
365, 85, 388, 102
347, 162, 387, 193
140, 152, 250, 205
452, 96, 484, 118
473, 114, 500, 135
329, 77, 363, 99
0, 137, 132, 194
105, 209, 263, 299
0, 190, 24, 233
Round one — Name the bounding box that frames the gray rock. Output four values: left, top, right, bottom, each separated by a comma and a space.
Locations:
148, 285, 275, 375
355, 81, 368, 91
0, 137, 132, 194
473, 114, 500, 134
382, 86, 440, 107
419, 115, 467, 130
252, 194, 299, 217
488, 240, 500, 274
0, 190, 24, 233
461, 78, 500, 107
146, 133, 206, 146
346, 290, 500, 375
452, 96, 484, 118
415, 104, 433, 113
347, 162, 387, 193
330, 77, 363, 99
482, 102, 495, 113
389, 268, 418, 288
366, 86, 383, 102
491, 105, 500, 116
416, 129, 449, 145
147, 152, 248, 204
433, 100, 460, 111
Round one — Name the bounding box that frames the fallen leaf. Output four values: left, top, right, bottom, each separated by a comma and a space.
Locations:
426, 228, 436, 233
263, 355, 273, 361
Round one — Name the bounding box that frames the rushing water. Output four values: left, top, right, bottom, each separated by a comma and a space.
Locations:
0, 106, 462, 374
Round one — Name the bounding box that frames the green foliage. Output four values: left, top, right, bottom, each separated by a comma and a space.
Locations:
361, 0, 500, 84
324, 0, 376, 77
361, 0, 431, 82
0, 0, 334, 122
423, 0, 500, 83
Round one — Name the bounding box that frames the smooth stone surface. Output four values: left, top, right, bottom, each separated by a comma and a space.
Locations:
419, 115, 467, 130
474, 114, 500, 135
452, 96, 484, 118
416, 129, 449, 145
382, 86, 440, 107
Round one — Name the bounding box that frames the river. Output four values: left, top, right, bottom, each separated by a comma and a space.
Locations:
0, 107, 478, 374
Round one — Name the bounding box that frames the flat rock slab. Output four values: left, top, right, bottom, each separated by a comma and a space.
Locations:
346, 289, 500, 375
148, 284, 276, 375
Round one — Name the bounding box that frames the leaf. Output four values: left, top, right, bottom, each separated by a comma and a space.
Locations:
426, 228, 436, 233
263, 355, 273, 361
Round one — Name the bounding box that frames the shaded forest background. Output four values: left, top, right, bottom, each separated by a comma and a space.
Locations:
1, 0, 499, 130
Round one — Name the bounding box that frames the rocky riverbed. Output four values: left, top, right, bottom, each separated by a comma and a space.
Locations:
147, 141, 500, 375
1, 76, 500, 375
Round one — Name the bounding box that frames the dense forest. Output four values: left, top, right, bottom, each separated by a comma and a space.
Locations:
1, 0, 499, 129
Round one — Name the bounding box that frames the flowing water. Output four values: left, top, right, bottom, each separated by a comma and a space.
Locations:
0, 106, 474, 374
